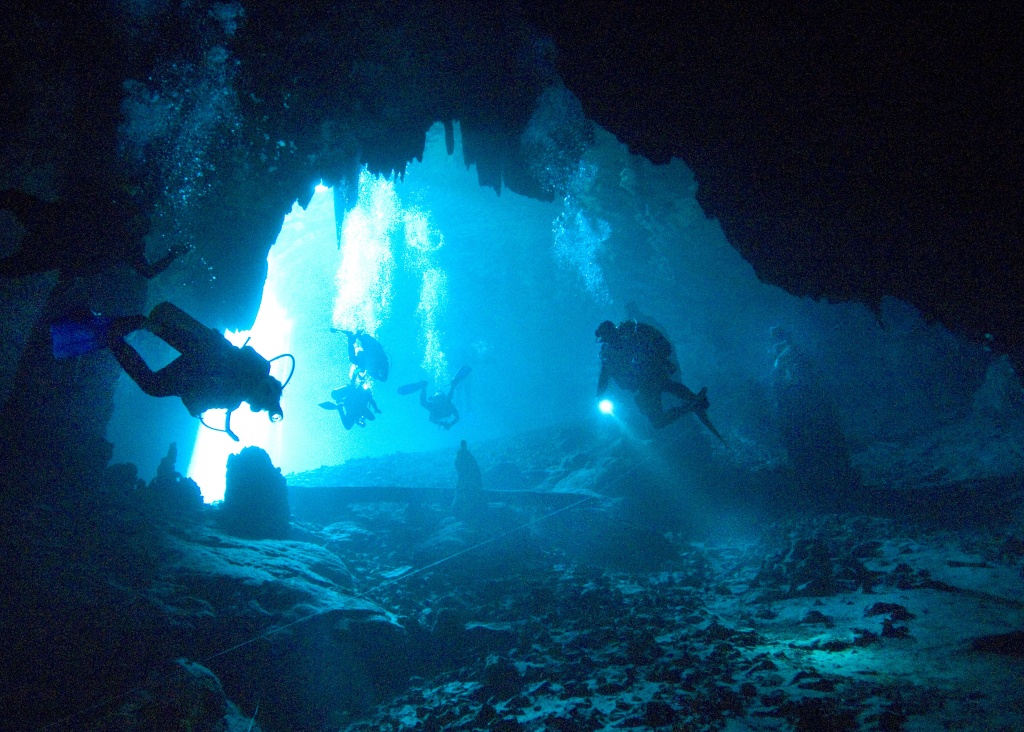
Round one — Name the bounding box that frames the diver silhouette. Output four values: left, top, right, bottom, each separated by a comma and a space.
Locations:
398, 366, 472, 430
52, 302, 292, 441
332, 328, 389, 383
595, 319, 724, 443
320, 373, 381, 430
452, 439, 484, 516
0, 186, 190, 280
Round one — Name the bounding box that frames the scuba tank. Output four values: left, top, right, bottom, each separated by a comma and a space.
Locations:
145, 301, 232, 360
146, 300, 282, 385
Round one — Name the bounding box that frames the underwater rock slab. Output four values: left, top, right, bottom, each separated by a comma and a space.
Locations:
148, 524, 407, 731
153, 528, 384, 622
86, 658, 262, 732
854, 410, 1024, 491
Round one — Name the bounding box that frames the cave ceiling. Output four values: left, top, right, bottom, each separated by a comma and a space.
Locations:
1, 1, 1021, 365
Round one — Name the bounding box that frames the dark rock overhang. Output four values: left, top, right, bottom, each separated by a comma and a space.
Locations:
2, 1, 1021, 365
525, 2, 1024, 365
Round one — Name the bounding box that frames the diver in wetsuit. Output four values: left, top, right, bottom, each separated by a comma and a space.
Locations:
334, 328, 389, 383
398, 366, 472, 430
452, 439, 484, 516
596, 319, 724, 443
97, 302, 287, 441
320, 373, 381, 430
421, 385, 460, 430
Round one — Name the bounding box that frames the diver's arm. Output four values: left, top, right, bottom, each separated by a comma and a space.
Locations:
224, 409, 240, 442
133, 257, 160, 279
597, 364, 610, 397
135, 242, 192, 279
369, 396, 381, 413
445, 408, 460, 430
346, 333, 358, 363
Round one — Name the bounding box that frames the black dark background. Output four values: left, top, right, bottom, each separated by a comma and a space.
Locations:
525, 2, 1022, 360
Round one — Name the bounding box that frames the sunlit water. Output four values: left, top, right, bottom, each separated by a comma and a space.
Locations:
115, 122, 614, 501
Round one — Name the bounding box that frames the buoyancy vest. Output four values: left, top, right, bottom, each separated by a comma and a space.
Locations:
602, 320, 677, 389
622, 321, 674, 366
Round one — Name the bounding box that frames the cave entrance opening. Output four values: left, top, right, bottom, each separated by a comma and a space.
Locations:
186, 184, 336, 501
111, 121, 603, 501
184, 128, 483, 501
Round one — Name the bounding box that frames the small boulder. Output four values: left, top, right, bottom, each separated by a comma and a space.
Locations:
218, 447, 290, 539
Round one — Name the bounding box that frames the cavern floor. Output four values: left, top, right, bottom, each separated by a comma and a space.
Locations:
333, 508, 1024, 732
4, 421, 1023, 732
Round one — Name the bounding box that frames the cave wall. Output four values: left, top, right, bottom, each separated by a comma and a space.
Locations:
124, 0, 558, 330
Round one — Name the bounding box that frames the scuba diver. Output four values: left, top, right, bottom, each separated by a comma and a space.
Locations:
595, 319, 725, 443
51, 302, 292, 441
0, 186, 191, 280
398, 366, 472, 430
319, 373, 381, 430
332, 328, 389, 383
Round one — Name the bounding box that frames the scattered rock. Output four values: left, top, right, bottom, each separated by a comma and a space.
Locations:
800, 609, 834, 626
969, 630, 1024, 656
481, 656, 523, 701
882, 619, 911, 639
865, 602, 915, 621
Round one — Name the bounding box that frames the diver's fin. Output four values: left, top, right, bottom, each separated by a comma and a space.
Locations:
451, 365, 473, 386
397, 380, 428, 395
50, 315, 113, 359
319, 401, 339, 411
694, 406, 727, 446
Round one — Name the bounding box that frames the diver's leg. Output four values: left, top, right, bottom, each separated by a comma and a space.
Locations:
662, 380, 699, 405
651, 406, 688, 428
108, 315, 147, 342
636, 387, 686, 428
341, 410, 356, 430
145, 301, 218, 356
634, 386, 675, 429
107, 338, 179, 397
